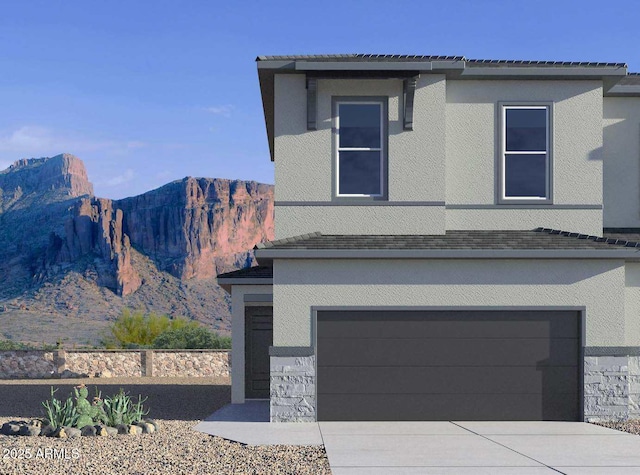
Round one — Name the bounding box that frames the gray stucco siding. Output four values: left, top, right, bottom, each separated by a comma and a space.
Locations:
275, 205, 445, 238
603, 97, 640, 228
446, 208, 603, 236
445, 80, 603, 234
273, 74, 446, 236
272, 258, 627, 348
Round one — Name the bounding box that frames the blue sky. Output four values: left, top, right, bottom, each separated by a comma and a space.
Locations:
1, 0, 639, 199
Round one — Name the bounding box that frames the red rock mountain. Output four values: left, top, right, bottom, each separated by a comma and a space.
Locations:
0, 154, 274, 344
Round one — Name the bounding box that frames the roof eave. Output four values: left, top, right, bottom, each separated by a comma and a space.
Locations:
606, 85, 640, 97
254, 248, 639, 260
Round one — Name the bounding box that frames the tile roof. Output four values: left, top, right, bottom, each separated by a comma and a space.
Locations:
465, 59, 626, 68
256, 54, 626, 68
217, 265, 273, 280
255, 229, 640, 251
257, 54, 464, 62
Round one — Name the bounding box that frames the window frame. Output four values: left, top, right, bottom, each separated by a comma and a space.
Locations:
498, 102, 553, 205
333, 97, 388, 200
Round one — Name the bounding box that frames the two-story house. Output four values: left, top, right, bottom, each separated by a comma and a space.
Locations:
218, 54, 640, 423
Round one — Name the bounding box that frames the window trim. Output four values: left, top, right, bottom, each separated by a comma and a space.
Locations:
332, 97, 388, 201
497, 101, 553, 205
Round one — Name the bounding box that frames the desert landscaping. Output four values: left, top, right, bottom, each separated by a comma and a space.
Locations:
0, 377, 330, 475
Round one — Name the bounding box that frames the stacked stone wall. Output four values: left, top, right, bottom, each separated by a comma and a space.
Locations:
0, 350, 230, 379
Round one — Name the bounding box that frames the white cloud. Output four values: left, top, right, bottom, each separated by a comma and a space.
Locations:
105, 169, 135, 186
0, 125, 147, 156
204, 105, 234, 117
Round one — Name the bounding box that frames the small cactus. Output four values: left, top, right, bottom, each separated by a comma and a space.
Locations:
73, 385, 105, 429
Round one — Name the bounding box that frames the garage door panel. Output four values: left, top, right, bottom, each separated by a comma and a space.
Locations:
318, 311, 578, 339
316, 310, 580, 421
317, 337, 578, 367
317, 366, 578, 395
317, 393, 578, 421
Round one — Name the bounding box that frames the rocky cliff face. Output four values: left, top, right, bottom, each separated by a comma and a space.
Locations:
47, 198, 142, 296
44, 176, 274, 295
0, 154, 93, 212
0, 153, 274, 344
115, 177, 274, 280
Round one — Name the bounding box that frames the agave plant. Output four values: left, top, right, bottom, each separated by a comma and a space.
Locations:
103, 388, 149, 426
41, 387, 78, 429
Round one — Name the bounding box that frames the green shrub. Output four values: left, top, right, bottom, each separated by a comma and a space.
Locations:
0, 339, 57, 350
103, 309, 194, 348
41, 387, 78, 429
103, 389, 149, 426
0, 340, 29, 350
152, 325, 231, 349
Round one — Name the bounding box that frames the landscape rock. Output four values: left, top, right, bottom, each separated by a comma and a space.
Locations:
29, 419, 42, 428
40, 424, 55, 437
133, 421, 154, 434
81, 425, 97, 436
52, 427, 67, 438
128, 424, 142, 435
116, 424, 129, 435
145, 419, 160, 432
141, 422, 155, 434
65, 427, 81, 438
105, 426, 118, 437
95, 425, 109, 436
19, 425, 40, 436
1, 422, 22, 435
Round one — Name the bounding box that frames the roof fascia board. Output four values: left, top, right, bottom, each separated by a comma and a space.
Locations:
430, 61, 465, 70
606, 85, 640, 96
461, 67, 627, 78
215, 278, 273, 285
294, 61, 433, 71
255, 249, 638, 260
257, 60, 295, 70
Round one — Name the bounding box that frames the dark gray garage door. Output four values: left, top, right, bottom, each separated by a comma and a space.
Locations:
317, 310, 580, 421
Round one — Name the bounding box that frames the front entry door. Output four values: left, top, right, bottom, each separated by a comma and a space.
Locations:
245, 306, 273, 399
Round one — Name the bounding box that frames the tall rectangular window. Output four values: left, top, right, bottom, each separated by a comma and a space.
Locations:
336, 101, 384, 197
501, 105, 551, 201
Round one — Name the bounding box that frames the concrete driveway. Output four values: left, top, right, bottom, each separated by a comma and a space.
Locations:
195, 403, 640, 474
320, 421, 640, 474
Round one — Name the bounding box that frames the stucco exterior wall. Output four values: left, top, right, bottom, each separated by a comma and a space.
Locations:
446, 209, 602, 235
445, 80, 603, 235
275, 206, 445, 237
624, 262, 640, 346
272, 258, 627, 348
603, 97, 640, 228
273, 74, 446, 237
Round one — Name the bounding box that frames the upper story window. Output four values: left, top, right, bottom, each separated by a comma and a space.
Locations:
335, 100, 386, 197
500, 104, 552, 203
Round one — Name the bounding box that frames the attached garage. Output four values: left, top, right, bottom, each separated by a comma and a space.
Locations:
316, 310, 581, 421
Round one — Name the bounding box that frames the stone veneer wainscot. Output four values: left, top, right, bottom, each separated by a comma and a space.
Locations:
270, 355, 316, 422
584, 355, 640, 421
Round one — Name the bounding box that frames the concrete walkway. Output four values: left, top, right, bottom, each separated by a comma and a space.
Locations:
195, 404, 640, 474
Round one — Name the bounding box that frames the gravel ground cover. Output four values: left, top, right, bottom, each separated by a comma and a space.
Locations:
592, 419, 640, 435
0, 377, 330, 475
